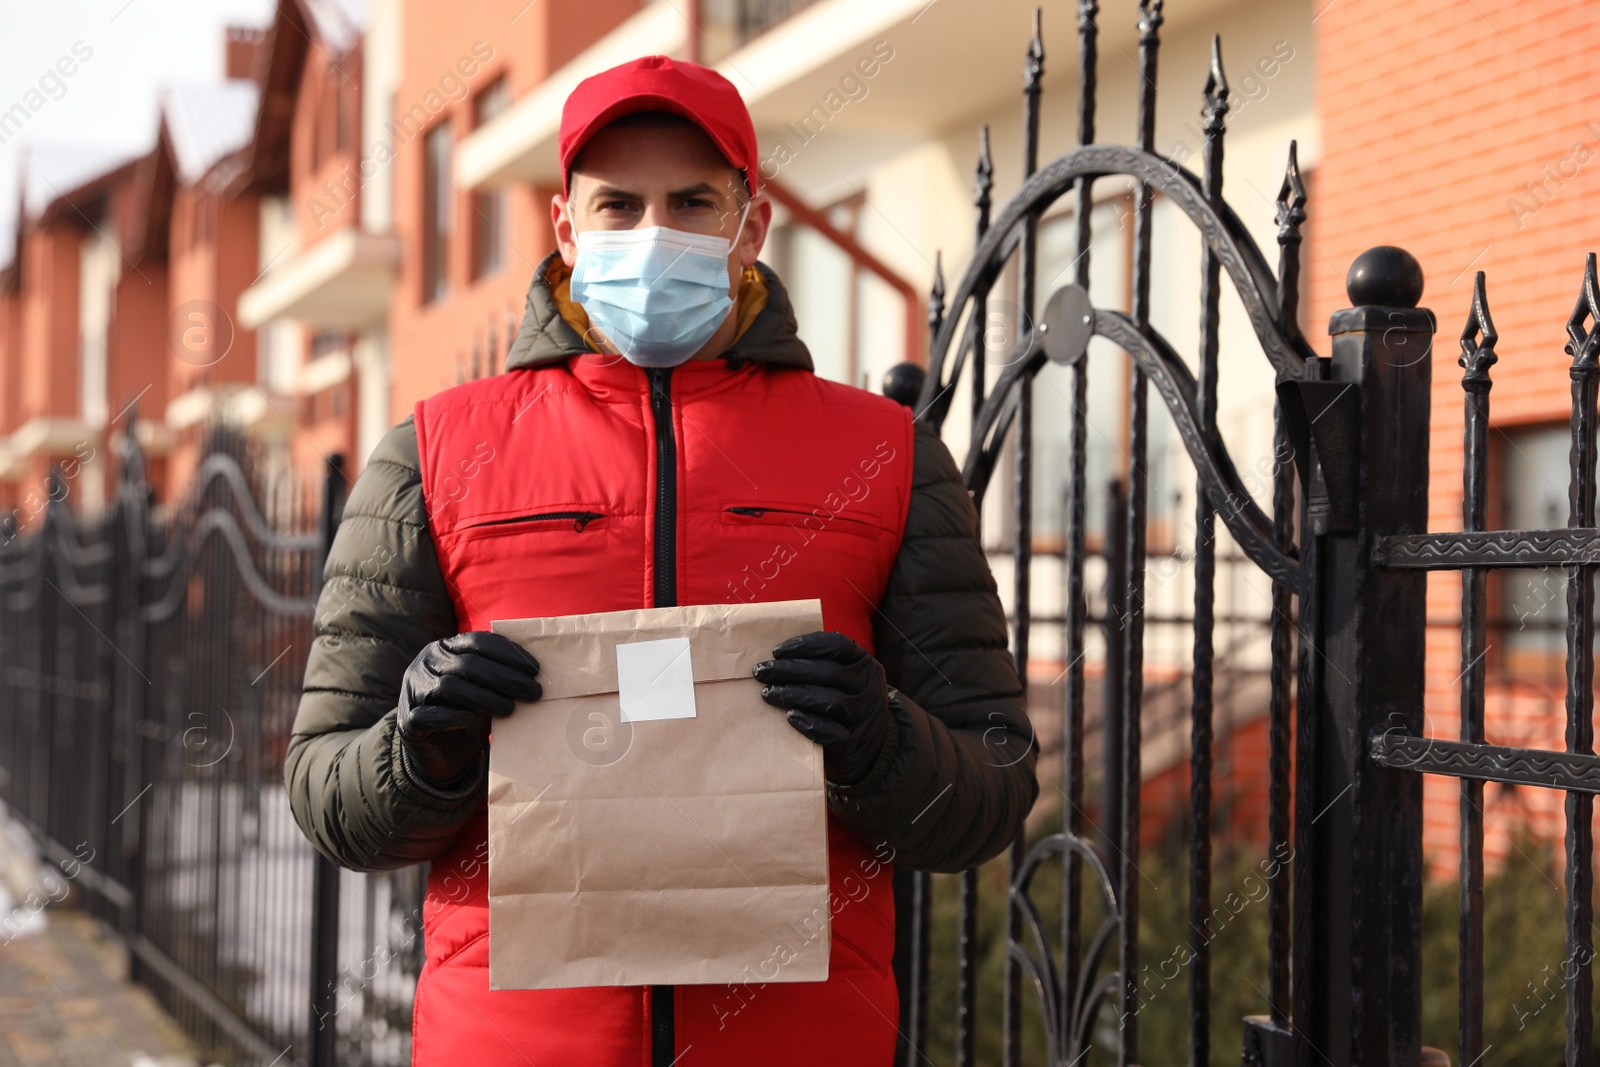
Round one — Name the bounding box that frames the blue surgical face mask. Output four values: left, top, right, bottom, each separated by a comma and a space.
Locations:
569, 201, 752, 368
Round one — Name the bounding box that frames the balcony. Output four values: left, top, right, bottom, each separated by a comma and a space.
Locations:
236, 229, 401, 332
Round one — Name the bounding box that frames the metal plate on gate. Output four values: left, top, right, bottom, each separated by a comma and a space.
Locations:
1040, 283, 1093, 366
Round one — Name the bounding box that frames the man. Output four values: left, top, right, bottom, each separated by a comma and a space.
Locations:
287, 55, 1036, 1066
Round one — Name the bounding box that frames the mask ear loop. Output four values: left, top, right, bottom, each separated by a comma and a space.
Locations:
564, 204, 632, 366
726, 193, 755, 295
728, 194, 753, 248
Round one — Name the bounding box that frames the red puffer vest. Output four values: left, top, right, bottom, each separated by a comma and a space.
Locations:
411, 352, 916, 1066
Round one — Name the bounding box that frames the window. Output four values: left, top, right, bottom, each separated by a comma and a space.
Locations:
423, 122, 454, 303
336, 71, 357, 153
313, 73, 337, 170
471, 80, 511, 280
310, 330, 349, 358
1496, 423, 1586, 680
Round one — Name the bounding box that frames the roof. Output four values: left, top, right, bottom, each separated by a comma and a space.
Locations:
299, 0, 366, 51
162, 80, 262, 185
21, 146, 140, 221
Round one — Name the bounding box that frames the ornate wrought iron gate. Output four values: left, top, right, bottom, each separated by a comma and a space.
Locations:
890, 2, 1600, 1065
898, 3, 1316, 1061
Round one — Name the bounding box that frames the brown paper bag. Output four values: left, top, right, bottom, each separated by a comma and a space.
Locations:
487, 598, 829, 990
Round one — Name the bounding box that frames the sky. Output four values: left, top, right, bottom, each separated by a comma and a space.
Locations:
0, 0, 277, 255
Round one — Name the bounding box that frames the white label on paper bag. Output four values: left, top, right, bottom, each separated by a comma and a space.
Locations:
616, 637, 697, 722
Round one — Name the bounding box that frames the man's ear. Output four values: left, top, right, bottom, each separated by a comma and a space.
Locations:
739, 198, 772, 268
552, 190, 577, 268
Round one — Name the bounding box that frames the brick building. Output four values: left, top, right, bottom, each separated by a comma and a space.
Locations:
384, 0, 640, 416
1308, 0, 1600, 872
239, 0, 397, 484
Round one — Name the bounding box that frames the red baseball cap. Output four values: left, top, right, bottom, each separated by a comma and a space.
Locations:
558, 55, 760, 198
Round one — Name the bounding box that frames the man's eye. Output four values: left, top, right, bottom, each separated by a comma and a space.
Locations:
680, 198, 715, 210
600, 201, 635, 212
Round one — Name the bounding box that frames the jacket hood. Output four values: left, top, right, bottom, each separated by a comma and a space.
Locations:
504, 250, 814, 372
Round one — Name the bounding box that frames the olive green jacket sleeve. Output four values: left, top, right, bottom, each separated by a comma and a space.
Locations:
826, 420, 1039, 873
284, 417, 482, 872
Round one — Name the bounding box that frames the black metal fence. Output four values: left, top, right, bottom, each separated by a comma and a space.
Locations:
1365, 261, 1600, 1065
0, 426, 421, 1066
896, 3, 1600, 1066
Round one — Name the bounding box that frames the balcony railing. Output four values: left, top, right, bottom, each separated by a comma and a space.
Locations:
735, 0, 822, 43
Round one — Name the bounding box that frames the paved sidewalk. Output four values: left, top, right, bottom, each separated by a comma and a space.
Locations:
0, 907, 202, 1067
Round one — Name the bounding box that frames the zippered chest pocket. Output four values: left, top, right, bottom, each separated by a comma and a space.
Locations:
721, 503, 889, 541
449, 508, 607, 541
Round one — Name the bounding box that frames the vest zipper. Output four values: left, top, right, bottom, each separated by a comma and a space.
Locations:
649, 367, 677, 608
647, 365, 676, 1067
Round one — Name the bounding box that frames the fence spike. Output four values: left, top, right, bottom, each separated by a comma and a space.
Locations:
929, 250, 946, 343
1274, 142, 1307, 340
1459, 271, 1499, 387
1075, 0, 1098, 150
1566, 252, 1600, 369
1202, 35, 1229, 136
1137, 0, 1164, 41
1276, 142, 1307, 237
974, 125, 994, 231
1025, 8, 1045, 91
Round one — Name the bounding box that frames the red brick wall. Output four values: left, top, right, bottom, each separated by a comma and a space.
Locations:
164, 179, 260, 495
0, 286, 19, 512
167, 185, 259, 399
0, 288, 19, 435
225, 26, 270, 82
1139, 713, 1284, 853
1311, 0, 1600, 875
293, 42, 364, 245
19, 224, 80, 425
108, 260, 170, 431
387, 0, 639, 421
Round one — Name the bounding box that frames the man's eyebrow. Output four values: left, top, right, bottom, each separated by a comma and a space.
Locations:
589, 184, 642, 202
666, 182, 724, 200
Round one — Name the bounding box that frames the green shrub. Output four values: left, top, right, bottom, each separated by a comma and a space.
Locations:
916, 804, 1594, 1066
1420, 828, 1600, 1064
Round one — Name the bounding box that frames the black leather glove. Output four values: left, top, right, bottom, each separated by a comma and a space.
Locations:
754, 631, 891, 785
396, 632, 541, 790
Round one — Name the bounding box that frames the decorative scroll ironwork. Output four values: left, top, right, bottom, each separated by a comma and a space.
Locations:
917, 144, 1318, 431
1374, 528, 1600, 569
1370, 734, 1600, 796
